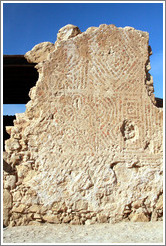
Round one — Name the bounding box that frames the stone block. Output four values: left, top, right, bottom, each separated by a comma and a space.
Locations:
28, 204, 41, 213
3, 208, 10, 227
12, 204, 26, 213
3, 189, 12, 209
97, 213, 108, 223
4, 175, 16, 190
42, 214, 60, 223
129, 213, 149, 222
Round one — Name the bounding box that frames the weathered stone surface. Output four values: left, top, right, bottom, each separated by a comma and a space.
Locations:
3, 189, 12, 209
3, 189, 12, 226
33, 213, 41, 219
75, 200, 88, 211
62, 215, 72, 223
3, 208, 10, 227
155, 194, 163, 210
4, 175, 16, 190
129, 213, 150, 222
12, 204, 26, 213
3, 24, 163, 226
151, 194, 163, 221
57, 24, 81, 42
6, 126, 13, 135
28, 205, 41, 213
97, 213, 108, 223
25, 42, 55, 63
70, 216, 81, 225
42, 214, 61, 223
5, 138, 21, 152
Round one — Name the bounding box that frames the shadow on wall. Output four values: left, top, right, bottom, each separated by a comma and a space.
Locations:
3, 116, 16, 151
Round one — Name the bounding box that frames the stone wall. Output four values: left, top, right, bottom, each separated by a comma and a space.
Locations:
3, 24, 163, 227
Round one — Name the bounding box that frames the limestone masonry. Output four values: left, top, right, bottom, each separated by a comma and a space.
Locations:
3, 24, 163, 227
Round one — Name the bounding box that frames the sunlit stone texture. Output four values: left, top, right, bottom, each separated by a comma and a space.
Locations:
4, 24, 163, 227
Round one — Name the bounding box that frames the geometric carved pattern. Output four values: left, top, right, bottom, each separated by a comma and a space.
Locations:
39, 26, 162, 157
36, 24, 162, 168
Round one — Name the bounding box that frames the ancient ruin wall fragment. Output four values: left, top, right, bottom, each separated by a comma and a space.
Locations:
4, 24, 163, 227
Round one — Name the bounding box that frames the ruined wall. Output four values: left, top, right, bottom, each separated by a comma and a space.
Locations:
3, 24, 163, 227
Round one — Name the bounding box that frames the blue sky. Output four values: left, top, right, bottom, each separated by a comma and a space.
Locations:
3, 2, 164, 115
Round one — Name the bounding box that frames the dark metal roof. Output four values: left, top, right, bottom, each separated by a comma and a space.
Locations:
155, 97, 163, 108
3, 55, 38, 104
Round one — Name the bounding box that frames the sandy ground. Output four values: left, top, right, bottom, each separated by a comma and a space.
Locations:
3, 221, 164, 244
